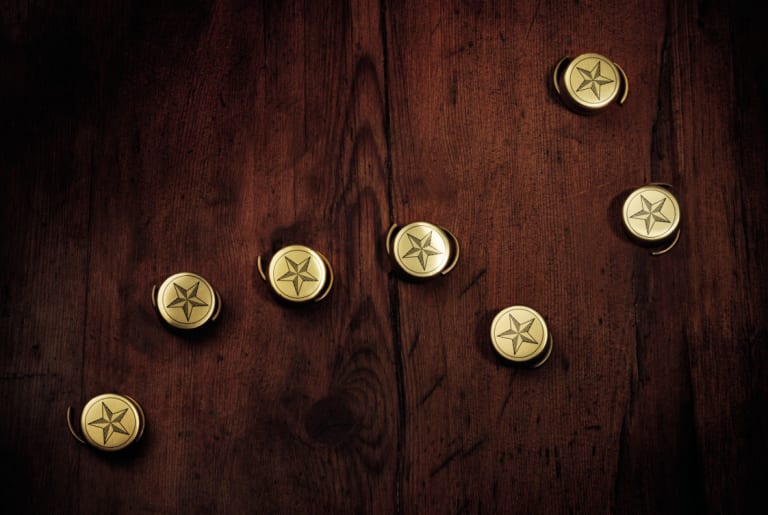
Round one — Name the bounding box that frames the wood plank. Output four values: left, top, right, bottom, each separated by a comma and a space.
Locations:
617, 1, 768, 512
614, 1, 710, 511
0, 1, 766, 513
70, 0, 395, 512
382, 0, 762, 513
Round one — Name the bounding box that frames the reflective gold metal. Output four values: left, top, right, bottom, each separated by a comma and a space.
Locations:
553, 52, 628, 113
386, 221, 460, 279
67, 393, 146, 451
622, 184, 681, 255
258, 245, 333, 303
152, 272, 221, 330
490, 306, 552, 368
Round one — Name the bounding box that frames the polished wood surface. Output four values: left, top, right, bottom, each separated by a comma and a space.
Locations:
1, 1, 766, 513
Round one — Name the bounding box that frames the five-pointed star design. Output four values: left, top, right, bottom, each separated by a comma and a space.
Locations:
88, 402, 130, 445
496, 314, 538, 355
277, 256, 318, 295
630, 195, 671, 234
166, 281, 208, 321
402, 231, 442, 271
575, 61, 614, 100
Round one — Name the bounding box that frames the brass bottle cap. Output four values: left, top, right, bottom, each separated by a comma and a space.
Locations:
490, 306, 552, 368
553, 53, 628, 113
152, 272, 220, 330
386, 221, 460, 279
259, 245, 333, 303
622, 184, 681, 254
74, 393, 146, 451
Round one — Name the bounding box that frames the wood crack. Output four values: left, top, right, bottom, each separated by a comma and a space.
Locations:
379, 1, 405, 513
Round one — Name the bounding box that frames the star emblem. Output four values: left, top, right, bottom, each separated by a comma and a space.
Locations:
277, 256, 318, 295
575, 61, 614, 100
166, 281, 209, 321
496, 314, 538, 355
88, 402, 130, 445
630, 195, 671, 234
402, 231, 443, 271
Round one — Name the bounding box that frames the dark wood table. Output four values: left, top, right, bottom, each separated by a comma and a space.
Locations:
2, 1, 766, 513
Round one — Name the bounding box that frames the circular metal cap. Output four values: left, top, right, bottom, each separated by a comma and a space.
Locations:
267, 245, 331, 303
622, 185, 681, 243
80, 393, 145, 451
155, 272, 219, 330
557, 53, 623, 112
391, 222, 454, 279
491, 306, 551, 367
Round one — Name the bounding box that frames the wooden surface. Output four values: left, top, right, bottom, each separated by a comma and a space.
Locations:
1, 1, 766, 513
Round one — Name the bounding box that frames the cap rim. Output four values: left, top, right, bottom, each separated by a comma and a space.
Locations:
156, 272, 218, 330
622, 185, 681, 242
267, 245, 329, 302
391, 222, 452, 278
562, 53, 620, 110
80, 393, 143, 451
490, 306, 550, 363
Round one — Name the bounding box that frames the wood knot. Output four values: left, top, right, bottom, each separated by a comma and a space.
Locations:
304, 395, 358, 447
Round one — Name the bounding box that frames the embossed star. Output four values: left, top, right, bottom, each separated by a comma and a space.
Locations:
166, 281, 208, 321
496, 314, 538, 355
88, 402, 130, 445
277, 256, 317, 296
575, 61, 614, 100
630, 195, 670, 234
402, 231, 442, 271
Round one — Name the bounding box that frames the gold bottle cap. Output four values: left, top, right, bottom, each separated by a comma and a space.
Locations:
490, 306, 552, 367
153, 272, 220, 330
387, 221, 460, 279
553, 52, 628, 113
622, 185, 681, 250
78, 393, 145, 451
262, 245, 333, 303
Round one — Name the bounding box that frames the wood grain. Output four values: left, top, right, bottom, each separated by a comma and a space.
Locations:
0, 1, 766, 513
